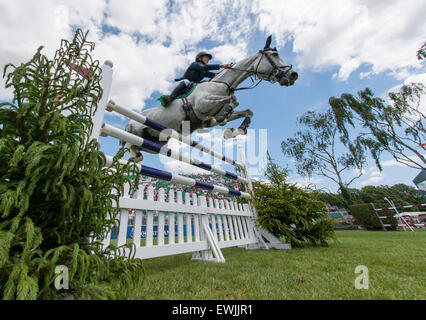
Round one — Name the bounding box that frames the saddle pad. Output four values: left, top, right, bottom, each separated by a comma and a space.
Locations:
176, 83, 197, 99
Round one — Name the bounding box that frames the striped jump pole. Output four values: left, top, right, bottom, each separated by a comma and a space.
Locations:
379, 213, 426, 219
105, 100, 245, 170
374, 204, 426, 211
105, 155, 251, 199
383, 224, 426, 228
383, 198, 415, 232
100, 123, 249, 184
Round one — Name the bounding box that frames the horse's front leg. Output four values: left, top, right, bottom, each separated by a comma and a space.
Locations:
222, 109, 253, 139
201, 105, 235, 129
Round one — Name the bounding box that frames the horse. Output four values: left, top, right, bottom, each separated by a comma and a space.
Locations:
121, 35, 298, 161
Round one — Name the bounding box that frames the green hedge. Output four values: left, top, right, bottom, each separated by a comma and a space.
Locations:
349, 203, 398, 230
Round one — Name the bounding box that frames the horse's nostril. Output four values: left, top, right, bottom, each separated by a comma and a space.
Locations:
291, 72, 298, 80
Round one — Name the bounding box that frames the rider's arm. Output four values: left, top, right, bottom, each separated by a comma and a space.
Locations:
190, 62, 221, 72
205, 71, 217, 79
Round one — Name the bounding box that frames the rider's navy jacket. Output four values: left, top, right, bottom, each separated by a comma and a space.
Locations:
175, 62, 221, 83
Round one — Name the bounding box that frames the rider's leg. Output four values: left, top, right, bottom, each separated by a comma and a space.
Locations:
161, 80, 189, 107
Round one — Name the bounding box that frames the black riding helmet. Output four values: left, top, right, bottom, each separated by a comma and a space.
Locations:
195, 51, 213, 62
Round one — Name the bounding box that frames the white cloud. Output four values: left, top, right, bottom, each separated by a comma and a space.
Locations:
381, 159, 408, 168
0, 0, 253, 108
380, 154, 426, 168
211, 42, 249, 63
95, 33, 187, 109
105, 0, 167, 38
288, 176, 323, 189
253, 0, 426, 80
359, 169, 386, 186
2, 0, 425, 111
384, 73, 426, 117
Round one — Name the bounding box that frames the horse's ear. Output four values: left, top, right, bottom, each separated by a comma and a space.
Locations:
264, 35, 272, 49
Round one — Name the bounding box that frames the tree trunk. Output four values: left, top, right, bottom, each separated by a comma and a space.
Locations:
339, 184, 352, 207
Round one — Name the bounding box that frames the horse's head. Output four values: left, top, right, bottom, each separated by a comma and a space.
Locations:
255, 35, 298, 87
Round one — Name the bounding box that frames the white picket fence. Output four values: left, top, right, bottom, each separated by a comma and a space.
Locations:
100, 183, 258, 263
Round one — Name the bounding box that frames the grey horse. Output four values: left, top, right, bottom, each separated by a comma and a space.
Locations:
122, 35, 298, 161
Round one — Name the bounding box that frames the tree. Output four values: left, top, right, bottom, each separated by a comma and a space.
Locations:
330, 43, 425, 171
358, 184, 423, 208
417, 41, 426, 61
312, 183, 423, 209
329, 84, 425, 170
0, 29, 144, 299
311, 190, 347, 208
282, 110, 369, 205
252, 154, 336, 247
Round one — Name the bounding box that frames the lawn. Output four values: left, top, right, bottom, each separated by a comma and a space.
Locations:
130, 230, 426, 300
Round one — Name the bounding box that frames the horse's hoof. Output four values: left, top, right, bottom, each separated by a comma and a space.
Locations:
196, 128, 210, 134
238, 127, 248, 135
224, 128, 234, 140
224, 128, 246, 139
235, 128, 245, 137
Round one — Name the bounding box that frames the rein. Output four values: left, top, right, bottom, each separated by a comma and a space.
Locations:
213, 78, 263, 94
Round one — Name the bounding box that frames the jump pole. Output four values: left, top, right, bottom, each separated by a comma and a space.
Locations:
105, 155, 251, 199
105, 100, 245, 170
100, 123, 249, 184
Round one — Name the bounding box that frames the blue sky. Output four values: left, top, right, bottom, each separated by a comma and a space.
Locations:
1, 0, 425, 193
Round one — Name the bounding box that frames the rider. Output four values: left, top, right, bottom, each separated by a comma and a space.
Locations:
160, 51, 232, 107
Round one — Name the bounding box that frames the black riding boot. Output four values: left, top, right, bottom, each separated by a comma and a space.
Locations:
161, 81, 187, 107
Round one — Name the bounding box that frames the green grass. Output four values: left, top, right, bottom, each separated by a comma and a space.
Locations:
129, 230, 426, 300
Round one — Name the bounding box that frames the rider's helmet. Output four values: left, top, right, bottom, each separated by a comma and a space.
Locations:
195, 51, 213, 62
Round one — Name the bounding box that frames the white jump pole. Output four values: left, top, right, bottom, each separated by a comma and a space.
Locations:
90, 60, 114, 142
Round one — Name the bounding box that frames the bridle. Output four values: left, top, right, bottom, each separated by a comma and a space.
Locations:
212, 49, 293, 94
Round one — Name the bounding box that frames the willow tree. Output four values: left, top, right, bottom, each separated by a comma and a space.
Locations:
329, 84, 425, 170
282, 110, 369, 205
330, 43, 425, 171
0, 29, 143, 299
417, 41, 426, 61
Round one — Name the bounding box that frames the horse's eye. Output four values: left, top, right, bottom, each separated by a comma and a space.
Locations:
272, 53, 279, 57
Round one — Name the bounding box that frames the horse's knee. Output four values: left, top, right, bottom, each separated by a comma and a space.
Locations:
215, 105, 234, 123
231, 95, 239, 107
